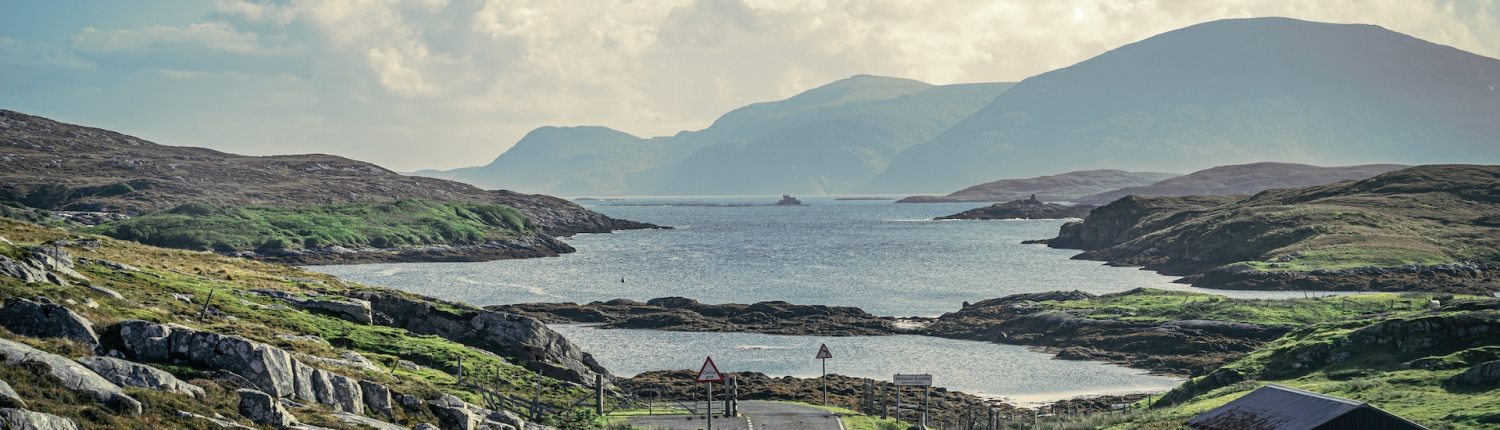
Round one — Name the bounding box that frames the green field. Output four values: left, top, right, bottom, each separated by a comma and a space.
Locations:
1043, 288, 1439, 326
87, 199, 532, 252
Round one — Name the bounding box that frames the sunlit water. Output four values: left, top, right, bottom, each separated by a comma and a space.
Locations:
311, 195, 1321, 401
314, 195, 1315, 317
551, 324, 1182, 405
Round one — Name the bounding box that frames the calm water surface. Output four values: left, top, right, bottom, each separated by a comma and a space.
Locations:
312, 195, 1316, 401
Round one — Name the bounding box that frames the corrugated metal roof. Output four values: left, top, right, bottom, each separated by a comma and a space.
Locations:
1186, 384, 1418, 430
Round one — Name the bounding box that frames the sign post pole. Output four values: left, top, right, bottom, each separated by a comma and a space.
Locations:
696, 356, 725, 430
815, 344, 833, 406
893, 374, 933, 427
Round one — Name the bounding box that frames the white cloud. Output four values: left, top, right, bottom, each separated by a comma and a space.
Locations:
9, 0, 1499, 171
0, 37, 96, 70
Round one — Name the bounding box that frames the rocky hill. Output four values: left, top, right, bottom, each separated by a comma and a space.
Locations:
874, 17, 1500, 192
1044, 164, 1500, 292
897, 170, 1177, 203
1074, 162, 1406, 205
0, 217, 607, 429
0, 110, 659, 263
935, 197, 1096, 220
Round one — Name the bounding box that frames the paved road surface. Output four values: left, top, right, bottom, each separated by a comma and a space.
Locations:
621, 400, 843, 430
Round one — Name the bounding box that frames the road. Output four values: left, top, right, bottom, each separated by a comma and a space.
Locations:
620, 400, 844, 430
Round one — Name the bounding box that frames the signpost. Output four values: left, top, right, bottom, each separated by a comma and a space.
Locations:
697, 356, 724, 430
815, 344, 833, 405
894, 374, 933, 428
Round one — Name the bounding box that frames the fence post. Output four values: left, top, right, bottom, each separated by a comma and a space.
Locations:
881, 383, 889, 419
531, 376, 542, 421
593, 373, 605, 415
864, 379, 874, 415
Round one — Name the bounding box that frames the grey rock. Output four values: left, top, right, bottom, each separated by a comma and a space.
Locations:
356, 291, 608, 383
0, 408, 79, 430
290, 360, 318, 402
238, 389, 294, 428
0, 255, 48, 284
327, 372, 364, 415
0, 338, 140, 414
1451, 360, 1500, 386
358, 379, 394, 416
330, 412, 405, 430
87, 285, 125, 301
110, 320, 297, 397
91, 258, 140, 273
308, 369, 337, 408
298, 298, 373, 325
76, 356, 205, 398
430, 394, 483, 430
0, 379, 23, 407
171, 293, 194, 303
25, 247, 87, 282
0, 298, 99, 347
175, 410, 256, 429
413, 424, 440, 430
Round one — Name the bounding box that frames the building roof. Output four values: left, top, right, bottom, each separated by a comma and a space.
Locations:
1186, 384, 1426, 430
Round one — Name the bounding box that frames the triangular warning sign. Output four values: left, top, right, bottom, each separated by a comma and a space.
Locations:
815, 343, 833, 359
696, 356, 724, 382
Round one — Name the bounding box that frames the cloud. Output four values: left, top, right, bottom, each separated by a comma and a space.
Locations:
0, 37, 95, 70
2, 0, 1497, 172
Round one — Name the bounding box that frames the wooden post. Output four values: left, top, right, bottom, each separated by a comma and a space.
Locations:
455, 355, 463, 385
530, 376, 542, 420
880, 383, 889, 419
863, 379, 874, 415
595, 373, 605, 415
198, 289, 216, 320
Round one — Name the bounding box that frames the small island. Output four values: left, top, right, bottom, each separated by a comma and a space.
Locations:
775, 195, 804, 206
936, 195, 1096, 220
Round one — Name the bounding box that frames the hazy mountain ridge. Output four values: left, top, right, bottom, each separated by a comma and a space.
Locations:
423, 75, 1013, 195
897, 169, 1180, 203
1074, 162, 1408, 205
873, 17, 1500, 192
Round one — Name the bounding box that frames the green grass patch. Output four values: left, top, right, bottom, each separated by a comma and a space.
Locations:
87, 199, 532, 252
1043, 288, 1436, 326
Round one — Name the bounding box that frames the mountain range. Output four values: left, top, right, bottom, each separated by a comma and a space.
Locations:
1073, 162, 1408, 205
428, 17, 1500, 196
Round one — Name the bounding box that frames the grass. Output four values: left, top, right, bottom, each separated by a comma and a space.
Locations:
86, 199, 532, 252
1041, 288, 1441, 326
0, 217, 598, 429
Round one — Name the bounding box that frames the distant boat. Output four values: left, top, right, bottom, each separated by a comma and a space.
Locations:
775, 195, 804, 206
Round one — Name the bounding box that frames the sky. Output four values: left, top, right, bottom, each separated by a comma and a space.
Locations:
2, 0, 1498, 171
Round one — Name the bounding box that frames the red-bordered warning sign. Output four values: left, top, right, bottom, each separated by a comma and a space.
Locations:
696, 356, 724, 382
815, 343, 833, 359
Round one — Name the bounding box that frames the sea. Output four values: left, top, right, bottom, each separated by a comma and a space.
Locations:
312, 195, 1317, 403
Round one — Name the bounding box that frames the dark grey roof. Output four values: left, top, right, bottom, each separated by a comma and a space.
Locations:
1186, 384, 1426, 430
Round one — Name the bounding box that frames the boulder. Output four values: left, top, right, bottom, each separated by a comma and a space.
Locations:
0, 379, 23, 407
0, 298, 99, 348
298, 298, 373, 325
175, 410, 256, 429
307, 369, 336, 407
0, 408, 79, 430
88, 285, 126, 301
327, 372, 364, 415
108, 320, 297, 397
238, 389, 294, 428
25, 247, 86, 281
358, 379, 394, 416
1450, 360, 1500, 386
289, 360, 318, 402
0, 255, 48, 284
0, 338, 140, 414
330, 412, 405, 430
428, 394, 528, 430
76, 356, 205, 398
354, 291, 609, 383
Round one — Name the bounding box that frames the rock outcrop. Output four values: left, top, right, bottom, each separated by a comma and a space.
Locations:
353, 291, 608, 383
76, 356, 205, 398
935, 197, 1095, 220
0, 338, 140, 414
0, 408, 80, 430
1449, 360, 1500, 387
104, 320, 393, 416
0, 379, 22, 407
0, 298, 99, 348
429, 394, 526, 430
296, 298, 373, 325
495, 297, 901, 336
237, 389, 294, 427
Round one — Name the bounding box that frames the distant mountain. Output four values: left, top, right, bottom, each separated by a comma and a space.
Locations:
418, 126, 676, 196
1075, 162, 1407, 205
896, 169, 1178, 203
422, 75, 1013, 195
873, 17, 1500, 193
658, 76, 1013, 195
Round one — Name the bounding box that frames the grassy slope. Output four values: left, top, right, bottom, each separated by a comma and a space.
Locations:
1067, 165, 1500, 273
0, 218, 591, 429
1043, 288, 1438, 326
86, 199, 531, 252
